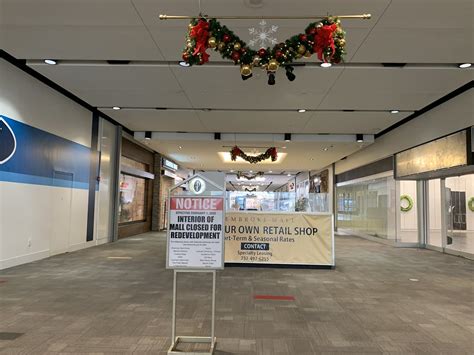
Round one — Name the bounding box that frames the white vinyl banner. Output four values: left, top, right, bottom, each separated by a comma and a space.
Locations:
167, 196, 224, 269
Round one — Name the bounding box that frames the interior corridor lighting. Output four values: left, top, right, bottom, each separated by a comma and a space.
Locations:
284, 133, 291, 142
145, 131, 152, 140
356, 134, 364, 142
297, 109, 306, 113
458, 63, 471, 68
44, 59, 57, 65
320, 62, 332, 68
179, 61, 190, 67
390, 110, 400, 114
112, 106, 121, 110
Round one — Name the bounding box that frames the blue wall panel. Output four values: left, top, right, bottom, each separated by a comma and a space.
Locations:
0, 115, 90, 189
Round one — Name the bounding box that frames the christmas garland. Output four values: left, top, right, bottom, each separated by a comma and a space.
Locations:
230, 146, 277, 164
182, 16, 346, 83
236, 171, 264, 180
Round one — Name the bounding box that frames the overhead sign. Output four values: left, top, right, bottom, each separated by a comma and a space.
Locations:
167, 196, 224, 269
162, 158, 178, 171
395, 130, 469, 179
224, 212, 334, 266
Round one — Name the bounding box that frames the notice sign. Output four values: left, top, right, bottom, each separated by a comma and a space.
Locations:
225, 212, 334, 266
167, 196, 224, 269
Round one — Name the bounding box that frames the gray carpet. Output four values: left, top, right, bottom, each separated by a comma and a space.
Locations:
0, 232, 473, 354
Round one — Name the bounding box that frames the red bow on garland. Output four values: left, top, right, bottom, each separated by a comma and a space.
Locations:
314, 24, 338, 62
230, 146, 278, 164
190, 19, 210, 63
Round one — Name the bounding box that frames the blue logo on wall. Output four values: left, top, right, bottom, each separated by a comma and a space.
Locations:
0, 117, 17, 164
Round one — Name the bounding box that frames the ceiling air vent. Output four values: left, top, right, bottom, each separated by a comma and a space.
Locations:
106, 60, 131, 65
382, 63, 406, 68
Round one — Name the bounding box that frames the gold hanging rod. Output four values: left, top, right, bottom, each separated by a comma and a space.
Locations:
159, 14, 371, 20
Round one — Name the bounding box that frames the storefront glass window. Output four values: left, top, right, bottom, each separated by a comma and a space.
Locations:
336, 176, 396, 239
118, 174, 146, 223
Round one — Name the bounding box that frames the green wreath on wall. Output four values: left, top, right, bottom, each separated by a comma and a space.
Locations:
468, 197, 474, 212
400, 195, 414, 212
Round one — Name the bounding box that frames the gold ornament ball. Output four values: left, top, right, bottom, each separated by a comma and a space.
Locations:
218, 42, 226, 51
233, 42, 242, 51
296, 53, 303, 59
252, 55, 261, 66
267, 59, 279, 71
188, 23, 193, 30
337, 38, 346, 47
297, 45, 306, 54
208, 37, 217, 48
304, 51, 311, 58
240, 64, 252, 76
316, 22, 323, 29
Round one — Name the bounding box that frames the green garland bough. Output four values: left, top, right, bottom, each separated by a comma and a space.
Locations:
182, 16, 346, 84
236, 171, 264, 180
400, 195, 414, 212
230, 146, 277, 164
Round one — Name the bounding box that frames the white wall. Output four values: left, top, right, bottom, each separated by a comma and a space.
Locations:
0, 59, 93, 269
336, 90, 473, 174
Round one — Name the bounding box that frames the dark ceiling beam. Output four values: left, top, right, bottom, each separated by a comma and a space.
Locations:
375, 81, 473, 138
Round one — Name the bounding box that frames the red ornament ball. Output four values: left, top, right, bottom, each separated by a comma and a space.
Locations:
223, 34, 231, 43
275, 50, 283, 59
308, 27, 317, 36
182, 52, 190, 61
299, 34, 307, 42
258, 48, 267, 57
231, 51, 241, 61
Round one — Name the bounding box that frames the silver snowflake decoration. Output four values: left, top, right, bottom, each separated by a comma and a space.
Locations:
248, 20, 278, 49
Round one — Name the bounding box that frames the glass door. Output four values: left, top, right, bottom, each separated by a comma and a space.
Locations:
444, 174, 474, 255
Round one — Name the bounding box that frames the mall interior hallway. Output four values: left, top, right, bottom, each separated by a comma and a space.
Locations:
0, 233, 472, 355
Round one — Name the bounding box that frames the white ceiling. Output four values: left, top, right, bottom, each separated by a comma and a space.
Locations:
1, 0, 472, 171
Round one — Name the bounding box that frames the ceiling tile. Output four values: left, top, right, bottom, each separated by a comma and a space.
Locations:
29, 64, 190, 107
319, 68, 471, 110
197, 111, 310, 133
102, 109, 206, 132
171, 65, 343, 109
303, 111, 412, 134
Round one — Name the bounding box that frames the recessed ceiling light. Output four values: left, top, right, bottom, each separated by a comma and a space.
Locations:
178, 146, 182, 149
179, 61, 190, 67
268, 170, 273, 173
323, 147, 328, 151
390, 110, 400, 114
230, 170, 234, 172
249, 170, 253, 173
320, 62, 332, 68
282, 146, 287, 149
297, 109, 306, 113
112, 106, 121, 110
287, 173, 292, 177
44, 59, 57, 65
310, 158, 314, 161
458, 63, 471, 68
